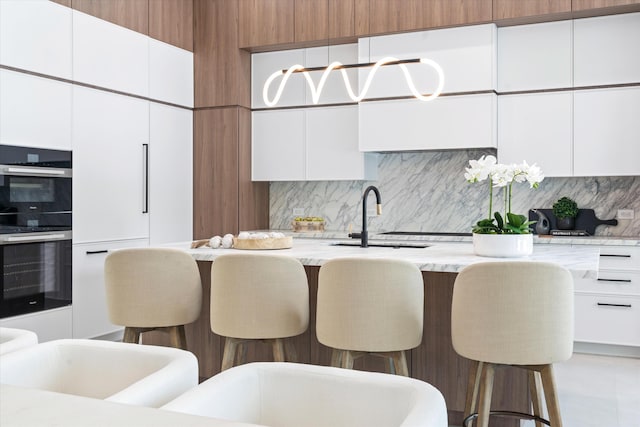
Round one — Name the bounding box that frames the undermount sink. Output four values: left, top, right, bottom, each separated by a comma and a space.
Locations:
331, 242, 430, 249
381, 231, 472, 237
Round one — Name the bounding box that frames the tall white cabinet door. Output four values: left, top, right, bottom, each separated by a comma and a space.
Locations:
574, 87, 640, 176
72, 10, 149, 96
149, 103, 193, 245
0, 70, 72, 150
306, 106, 376, 180
72, 86, 149, 243
574, 12, 640, 86
149, 39, 194, 108
359, 94, 497, 151
0, 0, 72, 79
498, 92, 573, 177
252, 109, 305, 181
72, 239, 148, 339
497, 20, 572, 91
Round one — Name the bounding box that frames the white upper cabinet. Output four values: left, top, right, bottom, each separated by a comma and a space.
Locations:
252, 49, 306, 108
498, 20, 572, 92
361, 24, 497, 98
359, 93, 497, 152
303, 44, 359, 105
0, 0, 72, 79
72, 86, 150, 243
72, 10, 149, 97
149, 39, 194, 108
574, 12, 640, 86
253, 106, 376, 181
0, 70, 72, 150
498, 92, 573, 177
574, 87, 640, 177
306, 106, 376, 180
252, 109, 306, 180
149, 103, 193, 245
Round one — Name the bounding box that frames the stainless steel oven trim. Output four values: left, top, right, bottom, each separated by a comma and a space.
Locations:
0, 230, 72, 245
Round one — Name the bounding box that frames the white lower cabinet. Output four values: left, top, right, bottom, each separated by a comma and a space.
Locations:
573, 245, 640, 348
359, 93, 496, 152
498, 92, 572, 177
252, 106, 377, 181
0, 306, 72, 343
72, 239, 148, 339
574, 87, 640, 176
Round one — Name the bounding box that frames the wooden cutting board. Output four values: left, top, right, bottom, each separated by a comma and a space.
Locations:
232, 236, 293, 250
528, 208, 618, 235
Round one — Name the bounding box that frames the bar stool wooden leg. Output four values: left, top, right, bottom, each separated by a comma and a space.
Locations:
341, 350, 354, 369
221, 337, 240, 371
330, 349, 342, 368
540, 364, 563, 427
391, 351, 409, 377
464, 360, 483, 427
272, 338, 286, 362
123, 327, 141, 344
284, 338, 298, 362
168, 325, 188, 350
529, 369, 545, 427
476, 363, 495, 427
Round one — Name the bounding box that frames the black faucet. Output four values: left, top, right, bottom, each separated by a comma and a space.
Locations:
358, 185, 382, 248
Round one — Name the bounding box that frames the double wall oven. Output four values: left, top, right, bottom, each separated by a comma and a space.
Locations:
0, 145, 72, 318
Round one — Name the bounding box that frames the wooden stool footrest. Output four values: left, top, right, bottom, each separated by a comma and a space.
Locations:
463, 411, 551, 427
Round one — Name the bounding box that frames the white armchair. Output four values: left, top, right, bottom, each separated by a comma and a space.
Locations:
0, 339, 198, 408
0, 327, 38, 355
163, 362, 448, 427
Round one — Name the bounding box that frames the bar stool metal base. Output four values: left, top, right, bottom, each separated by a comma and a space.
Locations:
463, 411, 551, 427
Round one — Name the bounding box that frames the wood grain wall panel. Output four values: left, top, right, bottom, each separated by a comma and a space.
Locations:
149, 0, 194, 51
329, 0, 355, 39
50, 0, 72, 7
194, 0, 250, 108
425, 0, 493, 27
238, 107, 269, 231
494, 0, 571, 19
295, 0, 328, 42
572, 0, 640, 10
239, 0, 295, 48
194, 108, 239, 239
71, 0, 149, 34
354, 0, 370, 36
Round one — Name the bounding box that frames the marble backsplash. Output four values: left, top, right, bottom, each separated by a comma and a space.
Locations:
269, 149, 640, 237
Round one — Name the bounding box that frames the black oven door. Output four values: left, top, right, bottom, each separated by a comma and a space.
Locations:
0, 232, 72, 318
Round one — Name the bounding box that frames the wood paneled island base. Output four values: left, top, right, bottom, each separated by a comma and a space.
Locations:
145, 261, 528, 426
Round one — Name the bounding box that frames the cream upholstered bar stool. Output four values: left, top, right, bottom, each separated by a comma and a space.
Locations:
104, 248, 202, 350
451, 261, 574, 427
316, 257, 424, 376
210, 253, 309, 371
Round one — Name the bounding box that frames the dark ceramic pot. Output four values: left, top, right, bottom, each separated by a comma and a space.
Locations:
556, 217, 575, 230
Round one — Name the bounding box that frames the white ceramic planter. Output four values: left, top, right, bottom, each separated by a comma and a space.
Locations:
472, 233, 533, 258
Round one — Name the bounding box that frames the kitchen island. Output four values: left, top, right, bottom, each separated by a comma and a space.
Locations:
147, 238, 599, 426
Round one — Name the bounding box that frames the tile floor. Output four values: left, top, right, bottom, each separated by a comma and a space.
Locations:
449, 352, 640, 427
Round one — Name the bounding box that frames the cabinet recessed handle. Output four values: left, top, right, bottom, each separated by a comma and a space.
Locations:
86, 250, 108, 255
597, 278, 632, 283
597, 302, 632, 308
600, 254, 631, 258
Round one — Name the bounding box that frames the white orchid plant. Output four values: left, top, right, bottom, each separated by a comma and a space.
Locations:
465, 155, 545, 234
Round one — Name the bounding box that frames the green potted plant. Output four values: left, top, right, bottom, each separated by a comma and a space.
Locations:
552, 197, 579, 230
465, 155, 544, 257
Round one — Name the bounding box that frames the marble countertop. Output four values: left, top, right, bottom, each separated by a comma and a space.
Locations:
177, 237, 600, 279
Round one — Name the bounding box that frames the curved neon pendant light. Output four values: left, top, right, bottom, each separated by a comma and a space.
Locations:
262, 57, 445, 107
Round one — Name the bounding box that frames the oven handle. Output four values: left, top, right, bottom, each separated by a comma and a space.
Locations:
3, 166, 72, 178
1, 231, 72, 244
